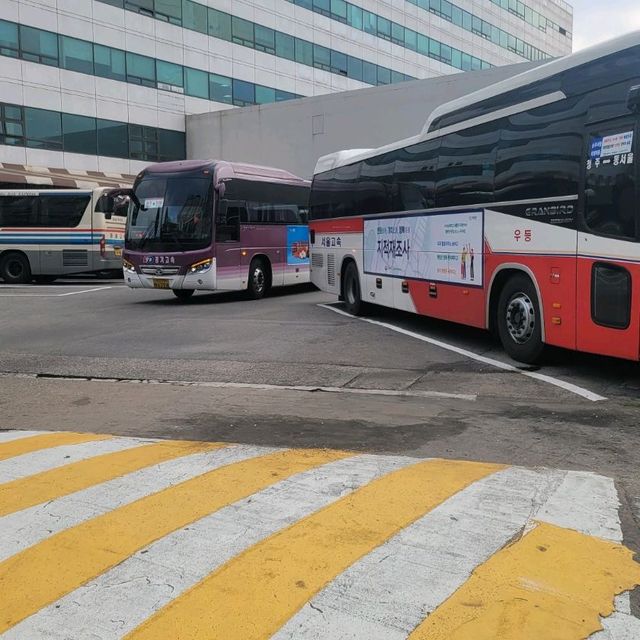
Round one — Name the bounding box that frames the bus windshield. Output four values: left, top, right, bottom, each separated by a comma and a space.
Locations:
126, 177, 212, 252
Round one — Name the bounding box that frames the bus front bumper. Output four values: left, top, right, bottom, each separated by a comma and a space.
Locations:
124, 261, 217, 291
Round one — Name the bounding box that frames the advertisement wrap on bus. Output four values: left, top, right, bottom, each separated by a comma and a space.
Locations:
309, 32, 640, 363
123, 160, 310, 301
0, 188, 127, 284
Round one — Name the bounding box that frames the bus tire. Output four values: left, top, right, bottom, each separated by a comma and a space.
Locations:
247, 258, 268, 300
0, 252, 31, 285
342, 261, 365, 316
497, 274, 544, 364
173, 289, 195, 302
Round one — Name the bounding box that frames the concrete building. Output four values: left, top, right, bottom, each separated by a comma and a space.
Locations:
187, 61, 542, 178
0, 0, 573, 185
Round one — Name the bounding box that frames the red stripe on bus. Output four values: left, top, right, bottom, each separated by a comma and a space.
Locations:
310, 218, 363, 233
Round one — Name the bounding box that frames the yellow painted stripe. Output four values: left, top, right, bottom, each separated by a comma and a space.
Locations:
0, 439, 224, 517
408, 521, 640, 640
0, 447, 350, 633
0, 431, 109, 462
127, 458, 503, 640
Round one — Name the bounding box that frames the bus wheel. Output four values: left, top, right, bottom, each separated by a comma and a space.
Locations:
173, 289, 195, 302
34, 275, 57, 285
497, 274, 544, 364
0, 252, 31, 284
247, 259, 268, 299
343, 261, 365, 316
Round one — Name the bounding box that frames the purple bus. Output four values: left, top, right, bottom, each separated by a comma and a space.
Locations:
123, 160, 310, 301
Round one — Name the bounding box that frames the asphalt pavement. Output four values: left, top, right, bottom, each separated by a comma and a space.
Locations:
0, 278, 639, 634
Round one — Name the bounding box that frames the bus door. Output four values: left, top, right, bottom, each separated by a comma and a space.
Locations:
577, 118, 640, 359
215, 199, 245, 289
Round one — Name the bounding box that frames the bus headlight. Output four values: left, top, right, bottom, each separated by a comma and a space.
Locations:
123, 258, 136, 272
189, 258, 212, 274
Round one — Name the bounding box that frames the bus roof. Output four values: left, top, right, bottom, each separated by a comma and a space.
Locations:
138, 159, 309, 187
314, 29, 640, 176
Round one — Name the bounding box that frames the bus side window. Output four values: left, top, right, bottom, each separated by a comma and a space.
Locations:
0, 195, 38, 227
584, 127, 637, 240
40, 195, 90, 227
216, 199, 244, 242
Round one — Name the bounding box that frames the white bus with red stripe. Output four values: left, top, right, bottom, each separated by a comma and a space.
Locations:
310, 31, 640, 363
0, 188, 127, 284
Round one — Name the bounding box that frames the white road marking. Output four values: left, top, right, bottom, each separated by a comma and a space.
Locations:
0, 286, 113, 297
0, 437, 151, 484
3, 454, 412, 640
0, 445, 274, 563
273, 466, 566, 640
319, 303, 607, 403
56, 286, 113, 296
0, 430, 53, 443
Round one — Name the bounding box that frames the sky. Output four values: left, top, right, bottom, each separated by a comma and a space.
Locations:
571, 0, 640, 51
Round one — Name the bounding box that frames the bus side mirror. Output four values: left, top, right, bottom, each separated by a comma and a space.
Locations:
627, 85, 640, 113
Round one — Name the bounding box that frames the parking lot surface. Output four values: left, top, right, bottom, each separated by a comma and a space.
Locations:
0, 279, 639, 636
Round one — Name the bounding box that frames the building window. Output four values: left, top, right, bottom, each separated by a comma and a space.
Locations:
254, 25, 275, 54
231, 16, 254, 48
182, 0, 207, 33
232, 79, 255, 107
62, 113, 97, 155
255, 85, 276, 105
0, 104, 24, 146
129, 124, 158, 161
158, 128, 185, 161
157, 60, 184, 89
19, 25, 58, 66
97, 119, 129, 158
24, 107, 63, 150
275, 32, 295, 61
126, 51, 156, 87
185, 67, 208, 99
155, 0, 182, 25
313, 44, 331, 72
208, 8, 231, 41
295, 39, 313, 67
94, 45, 126, 81
125, 0, 153, 17
210, 74, 232, 104
60, 36, 94, 75
0, 20, 19, 58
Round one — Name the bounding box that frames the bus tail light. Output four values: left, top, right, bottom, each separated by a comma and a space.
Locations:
99, 236, 106, 257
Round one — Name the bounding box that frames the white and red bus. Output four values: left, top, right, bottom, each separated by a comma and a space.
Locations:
310, 31, 640, 363
123, 160, 310, 301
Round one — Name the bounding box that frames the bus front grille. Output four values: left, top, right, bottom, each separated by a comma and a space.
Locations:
63, 250, 88, 267
327, 253, 336, 286
140, 267, 180, 275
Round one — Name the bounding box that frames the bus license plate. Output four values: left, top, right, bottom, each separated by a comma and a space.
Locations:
153, 278, 170, 289
114, 247, 122, 257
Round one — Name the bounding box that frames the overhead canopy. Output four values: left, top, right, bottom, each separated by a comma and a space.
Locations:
0, 162, 135, 189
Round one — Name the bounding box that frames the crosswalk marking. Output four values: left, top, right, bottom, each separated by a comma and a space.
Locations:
126, 458, 503, 640
0, 436, 152, 484
0, 431, 108, 462
408, 522, 640, 639
0, 445, 275, 563
273, 466, 565, 640
0, 430, 52, 443
0, 430, 637, 640
3, 455, 411, 640
0, 446, 349, 632
0, 439, 223, 517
